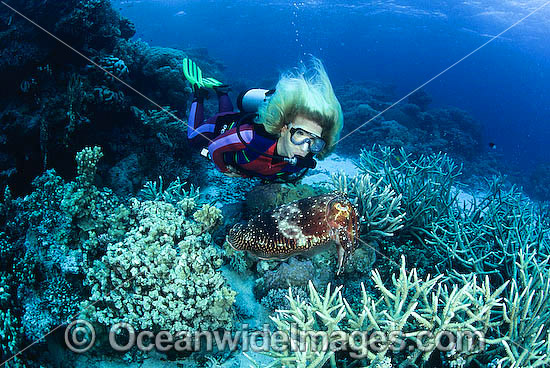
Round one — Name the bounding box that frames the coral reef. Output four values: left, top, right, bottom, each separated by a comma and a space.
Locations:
334, 83, 484, 173
497, 251, 550, 367
408, 89, 432, 111
254, 258, 319, 299
81, 198, 235, 333
0, 1, 547, 366
258, 257, 507, 368
0, 0, 229, 197
139, 175, 199, 205
0, 272, 24, 368
0, 147, 235, 365
424, 178, 549, 282
327, 146, 550, 368
2, 147, 122, 348
330, 145, 462, 275
331, 171, 405, 241
356, 146, 461, 243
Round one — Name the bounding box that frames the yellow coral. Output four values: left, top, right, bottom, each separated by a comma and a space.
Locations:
193, 204, 223, 232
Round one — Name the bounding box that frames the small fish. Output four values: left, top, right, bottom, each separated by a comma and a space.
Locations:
227, 193, 359, 275
173, 10, 186, 16
489, 142, 496, 149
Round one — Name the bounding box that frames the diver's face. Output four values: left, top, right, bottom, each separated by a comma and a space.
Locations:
278, 115, 324, 158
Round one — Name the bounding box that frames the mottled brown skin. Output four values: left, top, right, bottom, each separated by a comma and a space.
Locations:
227, 193, 358, 275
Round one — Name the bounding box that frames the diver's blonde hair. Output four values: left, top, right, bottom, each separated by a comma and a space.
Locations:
256, 57, 343, 159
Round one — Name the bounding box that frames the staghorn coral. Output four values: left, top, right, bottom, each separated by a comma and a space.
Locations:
332, 171, 405, 240
356, 145, 461, 244
261, 282, 345, 368
496, 251, 550, 368
257, 257, 507, 368
425, 178, 549, 283
498, 253, 550, 368
139, 175, 199, 205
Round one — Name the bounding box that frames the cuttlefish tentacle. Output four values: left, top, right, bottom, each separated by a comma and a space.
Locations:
325, 194, 359, 275
227, 192, 359, 275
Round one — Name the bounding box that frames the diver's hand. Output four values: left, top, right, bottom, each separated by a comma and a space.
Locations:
224, 165, 243, 178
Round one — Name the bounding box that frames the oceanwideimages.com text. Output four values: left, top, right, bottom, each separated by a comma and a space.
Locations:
65, 319, 486, 358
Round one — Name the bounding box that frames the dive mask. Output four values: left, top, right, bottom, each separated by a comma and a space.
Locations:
289, 126, 326, 154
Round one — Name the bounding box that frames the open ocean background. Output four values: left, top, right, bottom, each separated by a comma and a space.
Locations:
2, 1, 550, 367
114, 0, 550, 172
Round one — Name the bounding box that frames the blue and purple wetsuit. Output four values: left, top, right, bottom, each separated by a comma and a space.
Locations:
187, 92, 302, 180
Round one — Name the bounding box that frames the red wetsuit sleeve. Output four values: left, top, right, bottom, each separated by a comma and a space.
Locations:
207, 125, 254, 173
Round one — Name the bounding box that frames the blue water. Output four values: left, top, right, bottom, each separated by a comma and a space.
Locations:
114, 0, 550, 170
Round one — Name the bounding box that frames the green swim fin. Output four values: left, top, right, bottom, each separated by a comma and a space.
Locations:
182, 57, 204, 88
202, 77, 224, 89
182, 57, 225, 89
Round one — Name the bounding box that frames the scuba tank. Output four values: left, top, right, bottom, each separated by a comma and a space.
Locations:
237, 88, 275, 113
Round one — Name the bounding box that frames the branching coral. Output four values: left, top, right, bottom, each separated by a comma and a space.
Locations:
356, 145, 462, 243
332, 171, 404, 240
496, 251, 550, 368
425, 178, 549, 283
265, 282, 346, 368
140, 175, 200, 205
331, 146, 550, 367
258, 257, 507, 368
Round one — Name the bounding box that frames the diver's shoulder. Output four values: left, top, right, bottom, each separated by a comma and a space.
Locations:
250, 122, 278, 140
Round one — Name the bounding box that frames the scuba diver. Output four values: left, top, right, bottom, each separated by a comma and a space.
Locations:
183, 57, 343, 183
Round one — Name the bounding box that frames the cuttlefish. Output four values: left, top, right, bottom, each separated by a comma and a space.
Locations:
227, 193, 359, 275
